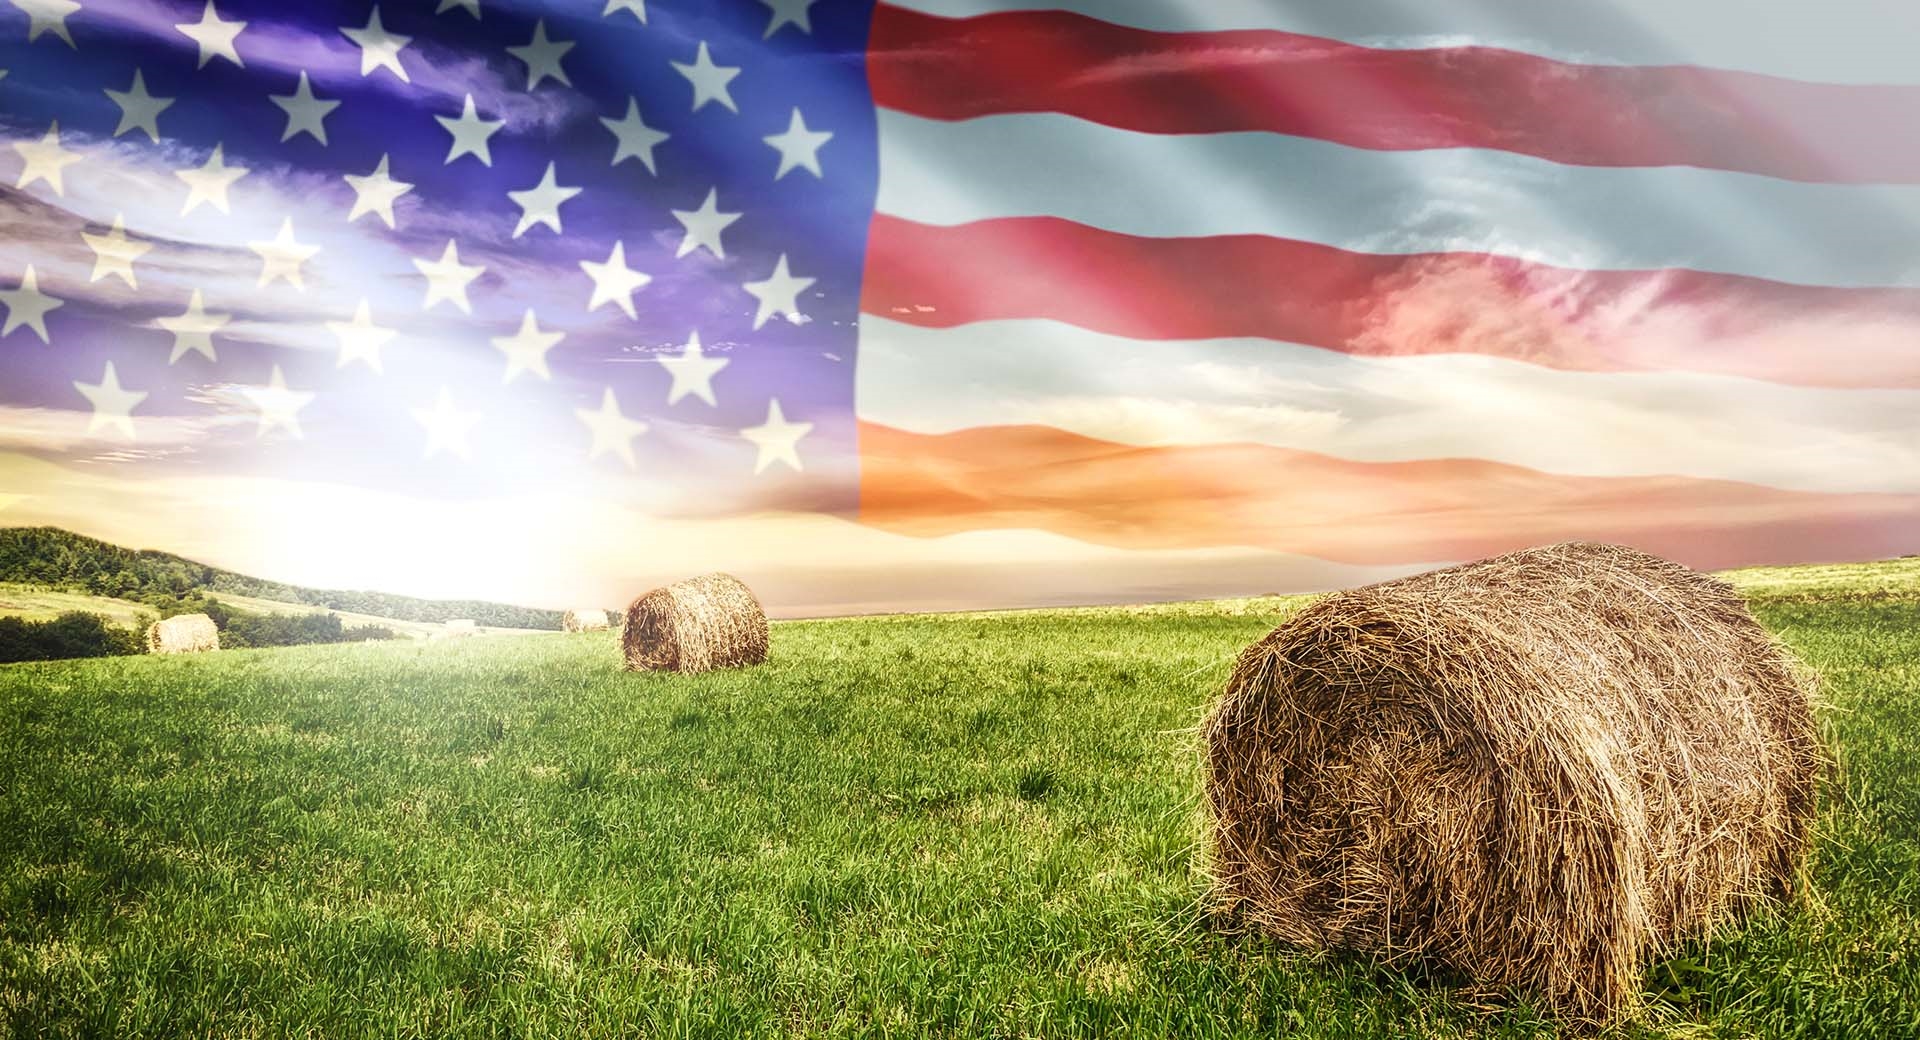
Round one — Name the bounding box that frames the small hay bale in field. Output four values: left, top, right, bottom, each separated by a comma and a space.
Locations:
146, 613, 219, 654
622, 573, 767, 674
1203, 541, 1821, 1024
562, 608, 611, 633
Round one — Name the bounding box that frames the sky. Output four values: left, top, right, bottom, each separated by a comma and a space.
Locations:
0, 0, 971, 616
0, 0, 1414, 616
3, 0, 1916, 616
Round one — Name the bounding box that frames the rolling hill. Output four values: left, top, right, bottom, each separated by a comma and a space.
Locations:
0, 527, 562, 632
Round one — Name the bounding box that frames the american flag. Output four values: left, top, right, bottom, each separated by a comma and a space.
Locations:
2, 0, 1917, 613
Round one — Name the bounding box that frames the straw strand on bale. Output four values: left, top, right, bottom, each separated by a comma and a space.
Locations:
622, 573, 768, 674
1203, 542, 1822, 1024
146, 613, 219, 654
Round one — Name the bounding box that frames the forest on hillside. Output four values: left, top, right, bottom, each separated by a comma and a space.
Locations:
0, 527, 562, 630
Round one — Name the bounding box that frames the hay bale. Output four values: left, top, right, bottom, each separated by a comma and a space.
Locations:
1203, 542, 1821, 1023
562, 608, 610, 633
146, 613, 219, 654
621, 573, 767, 673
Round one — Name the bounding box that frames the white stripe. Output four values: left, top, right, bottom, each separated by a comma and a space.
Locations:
890, 0, 1920, 86
855, 316, 1920, 495
876, 111, 1920, 289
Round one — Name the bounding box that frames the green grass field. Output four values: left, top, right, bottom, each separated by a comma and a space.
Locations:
203, 593, 545, 640
0, 585, 153, 628
2, 565, 1917, 1038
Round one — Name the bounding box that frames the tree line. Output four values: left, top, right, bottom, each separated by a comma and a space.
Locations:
0, 527, 562, 629
0, 602, 399, 665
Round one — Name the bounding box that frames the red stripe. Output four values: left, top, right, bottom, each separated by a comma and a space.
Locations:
869, 3, 1920, 185
858, 422, 1920, 570
862, 215, 1920, 390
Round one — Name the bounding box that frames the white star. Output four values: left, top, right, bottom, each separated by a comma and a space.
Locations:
671, 41, 739, 114
244, 365, 313, 439
0, 265, 62, 343
764, 107, 831, 179
576, 387, 648, 469
413, 239, 483, 313
436, 0, 479, 17
175, 1, 246, 69
507, 162, 580, 238
436, 94, 503, 166
81, 214, 152, 288
656, 330, 728, 407
154, 289, 229, 363
758, 0, 817, 38
413, 388, 480, 460
742, 253, 815, 329
741, 399, 811, 474
341, 6, 411, 82
327, 299, 396, 373
248, 217, 319, 291
603, 0, 645, 22
269, 70, 339, 145
11, 0, 79, 47
175, 143, 248, 215
508, 18, 572, 90
343, 153, 413, 228
601, 98, 668, 174
104, 69, 174, 142
579, 241, 650, 319
491, 309, 564, 384
12, 121, 80, 195
672, 188, 741, 260
74, 362, 147, 440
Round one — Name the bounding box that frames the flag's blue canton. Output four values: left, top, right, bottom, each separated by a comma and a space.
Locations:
0, 0, 878, 514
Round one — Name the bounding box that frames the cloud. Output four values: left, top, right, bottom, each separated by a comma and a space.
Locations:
0, 450, 1416, 615
0, 125, 644, 361
77, 0, 580, 131
1006, 394, 1348, 449
0, 403, 243, 455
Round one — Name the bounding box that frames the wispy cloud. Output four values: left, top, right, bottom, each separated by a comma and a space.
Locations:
0, 449, 1418, 614
77, 0, 581, 131
0, 402, 244, 455
0, 124, 668, 361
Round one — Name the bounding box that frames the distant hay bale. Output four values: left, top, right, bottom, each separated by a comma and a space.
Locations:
621, 573, 767, 674
146, 613, 219, 655
562, 608, 611, 633
1203, 542, 1822, 1024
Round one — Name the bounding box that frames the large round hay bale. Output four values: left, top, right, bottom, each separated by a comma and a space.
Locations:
562, 608, 610, 633
621, 573, 767, 674
146, 613, 219, 654
1203, 542, 1821, 1023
